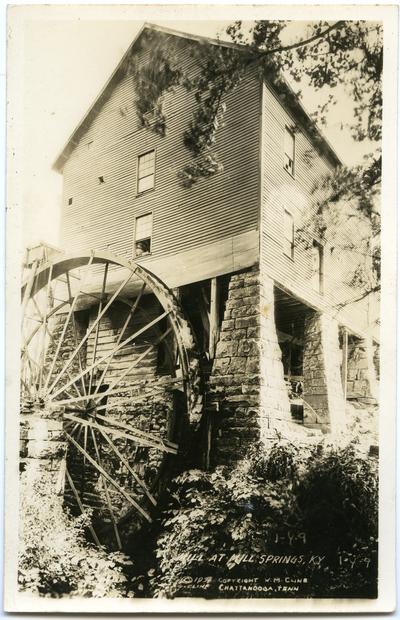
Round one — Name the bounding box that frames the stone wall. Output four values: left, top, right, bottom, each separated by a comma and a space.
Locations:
208, 268, 290, 465
303, 312, 346, 432
347, 337, 379, 401
20, 402, 67, 493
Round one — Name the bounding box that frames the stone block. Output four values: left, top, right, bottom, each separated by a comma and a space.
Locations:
211, 357, 231, 375
237, 339, 260, 357
229, 357, 248, 374
216, 340, 238, 358
235, 316, 260, 329
245, 356, 260, 374
230, 305, 258, 319
28, 440, 67, 460
247, 326, 260, 338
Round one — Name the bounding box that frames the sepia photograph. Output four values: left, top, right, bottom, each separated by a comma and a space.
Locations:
4, 3, 397, 613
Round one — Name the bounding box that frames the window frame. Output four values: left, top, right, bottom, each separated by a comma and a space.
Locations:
136, 149, 156, 195
133, 211, 153, 258
283, 126, 295, 178
283, 209, 295, 260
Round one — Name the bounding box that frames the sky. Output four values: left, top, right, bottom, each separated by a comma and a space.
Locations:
17, 12, 377, 249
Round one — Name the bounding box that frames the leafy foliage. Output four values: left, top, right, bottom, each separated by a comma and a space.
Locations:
19, 477, 132, 598
146, 440, 378, 598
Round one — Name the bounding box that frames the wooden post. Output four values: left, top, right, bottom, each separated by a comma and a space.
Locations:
341, 328, 348, 401
208, 278, 219, 359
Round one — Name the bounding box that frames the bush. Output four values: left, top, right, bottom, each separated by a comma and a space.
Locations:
149, 439, 378, 598
19, 477, 132, 598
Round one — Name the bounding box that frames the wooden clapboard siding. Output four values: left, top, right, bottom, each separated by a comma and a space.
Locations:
58, 26, 374, 338
60, 36, 261, 283
260, 82, 371, 335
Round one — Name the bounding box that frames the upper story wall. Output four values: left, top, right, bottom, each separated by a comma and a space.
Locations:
260, 82, 372, 336
59, 35, 261, 288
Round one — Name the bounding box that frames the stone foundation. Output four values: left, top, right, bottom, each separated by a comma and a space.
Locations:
303, 313, 345, 432
20, 402, 67, 494
208, 269, 290, 465
347, 337, 379, 401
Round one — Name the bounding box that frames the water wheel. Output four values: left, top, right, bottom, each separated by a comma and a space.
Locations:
20, 251, 202, 549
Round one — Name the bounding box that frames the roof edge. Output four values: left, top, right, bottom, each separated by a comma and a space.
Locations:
53, 22, 342, 173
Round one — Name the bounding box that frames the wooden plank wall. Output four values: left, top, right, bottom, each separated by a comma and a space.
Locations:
260, 82, 372, 336
60, 36, 261, 283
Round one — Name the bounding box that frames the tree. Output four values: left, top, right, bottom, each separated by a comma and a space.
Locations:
129, 21, 382, 302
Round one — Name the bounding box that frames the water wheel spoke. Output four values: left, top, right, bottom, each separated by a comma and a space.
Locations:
65, 431, 152, 523
91, 326, 172, 406
49, 311, 169, 401
21, 251, 200, 547
66, 271, 89, 399
88, 263, 109, 396
42, 255, 95, 394
47, 268, 135, 396
64, 412, 177, 454
90, 427, 122, 550
96, 426, 157, 507
37, 263, 54, 391
87, 411, 178, 451
65, 467, 102, 548
92, 281, 146, 399
22, 299, 71, 355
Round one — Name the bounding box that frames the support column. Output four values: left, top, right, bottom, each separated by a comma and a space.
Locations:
346, 337, 379, 402
259, 276, 291, 441
20, 402, 67, 495
303, 312, 346, 433
208, 269, 290, 465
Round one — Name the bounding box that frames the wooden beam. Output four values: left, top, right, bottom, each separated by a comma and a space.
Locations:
209, 277, 220, 359
64, 412, 178, 453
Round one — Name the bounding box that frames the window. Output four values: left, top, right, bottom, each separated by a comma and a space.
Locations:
283, 210, 295, 259
137, 150, 155, 193
98, 176, 105, 184
134, 213, 152, 256
68, 197, 73, 205
311, 240, 324, 293
284, 127, 295, 176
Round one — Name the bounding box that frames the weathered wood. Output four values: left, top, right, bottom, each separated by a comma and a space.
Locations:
90, 427, 122, 550
66, 271, 88, 398
209, 277, 219, 359
92, 327, 172, 406
96, 426, 157, 506
43, 257, 94, 392
64, 413, 178, 454
47, 267, 135, 395
92, 281, 146, 398
49, 310, 169, 400
65, 467, 102, 548
65, 431, 152, 522
88, 263, 109, 395
88, 410, 178, 450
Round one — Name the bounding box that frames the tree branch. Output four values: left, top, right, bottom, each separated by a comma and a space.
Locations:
335, 285, 380, 310
254, 21, 345, 57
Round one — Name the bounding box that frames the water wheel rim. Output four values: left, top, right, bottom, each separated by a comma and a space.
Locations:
21, 250, 201, 549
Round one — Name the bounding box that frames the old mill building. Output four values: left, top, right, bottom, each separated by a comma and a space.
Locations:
22, 23, 379, 505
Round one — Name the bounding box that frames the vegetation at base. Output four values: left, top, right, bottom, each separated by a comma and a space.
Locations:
18, 438, 378, 600
128, 440, 378, 599
19, 477, 133, 598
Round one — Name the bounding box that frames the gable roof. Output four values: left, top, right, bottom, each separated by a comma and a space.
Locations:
52, 22, 342, 172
